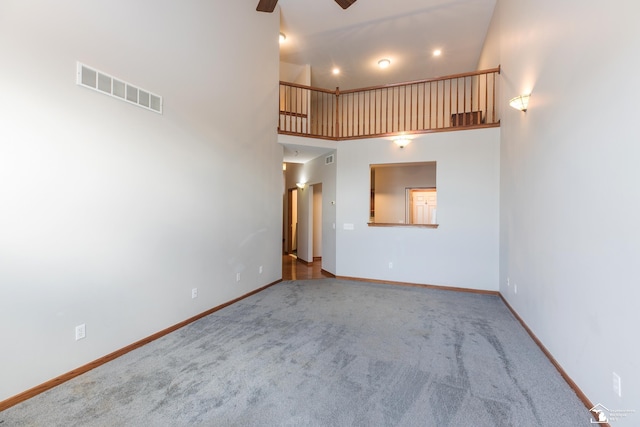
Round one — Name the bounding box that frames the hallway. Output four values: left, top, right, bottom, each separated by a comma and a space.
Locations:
282, 255, 334, 281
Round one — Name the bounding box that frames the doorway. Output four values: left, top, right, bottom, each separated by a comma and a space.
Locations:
287, 188, 298, 255
312, 183, 322, 260
406, 188, 437, 224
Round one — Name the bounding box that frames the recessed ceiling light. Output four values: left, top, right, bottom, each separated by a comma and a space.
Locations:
279, 32, 286, 43
332, 67, 340, 75
378, 58, 391, 69
433, 49, 442, 57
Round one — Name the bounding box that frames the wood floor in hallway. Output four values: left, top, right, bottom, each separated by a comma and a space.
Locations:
282, 255, 334, 281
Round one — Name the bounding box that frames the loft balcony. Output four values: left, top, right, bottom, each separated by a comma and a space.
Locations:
279, 67, 500, 140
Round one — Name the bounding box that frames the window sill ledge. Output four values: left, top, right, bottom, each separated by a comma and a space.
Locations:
367, 222, 439, 229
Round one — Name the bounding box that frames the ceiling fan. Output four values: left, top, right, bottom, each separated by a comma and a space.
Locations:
257, 0, 356, 13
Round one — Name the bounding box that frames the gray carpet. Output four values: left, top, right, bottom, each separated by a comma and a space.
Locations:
1, 279, 591, 426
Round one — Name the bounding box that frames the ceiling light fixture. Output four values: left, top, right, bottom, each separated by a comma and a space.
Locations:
378, 58, 391, 69
332, 67, 340, 75
433, 49, 442, 57
509, 94, 531, 112
279, 32, 286, 43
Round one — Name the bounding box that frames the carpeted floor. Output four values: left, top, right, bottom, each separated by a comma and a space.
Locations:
1, 279, 591, 426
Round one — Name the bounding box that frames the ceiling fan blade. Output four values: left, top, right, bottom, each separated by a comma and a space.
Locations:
256, 0, 278, 13
335, 0, 357, 9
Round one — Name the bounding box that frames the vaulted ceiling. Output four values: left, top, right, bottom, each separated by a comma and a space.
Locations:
273, 0, 497, 163
277, 0, 497, 90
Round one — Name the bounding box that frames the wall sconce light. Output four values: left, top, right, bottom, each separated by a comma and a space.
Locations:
393, 138, 411, 148
279, 32, 286, 43
509, 94, 530, 112
296, 182, 306, 189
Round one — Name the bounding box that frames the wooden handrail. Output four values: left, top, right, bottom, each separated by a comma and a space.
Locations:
278, 80, 337, 94
280, 67, 501, 96
279, 110, 308, 118
339, 67, 501, 94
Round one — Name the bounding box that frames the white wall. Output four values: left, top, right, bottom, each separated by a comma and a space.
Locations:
280, 62, 311, 85
297, 184, 314, 263
481, 0, 640, 421
336, 129, 500, 290
0, 0, 281, 402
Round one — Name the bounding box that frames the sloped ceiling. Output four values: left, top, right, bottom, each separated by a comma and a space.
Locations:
278, 0, 497, 90
275, 0, 497, 163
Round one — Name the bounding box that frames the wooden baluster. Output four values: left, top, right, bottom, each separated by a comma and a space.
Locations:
288, 85, 292, 132
484, 73, 488, 124
351, 92, 355, 137
278, 84, 282, 132
463, 77, 466, 125
357, 91, 361, 137
402, 85, 406, 131
470, 77, 482, 124
293, 87, 297, 133
412, 84, 416, 131
322, 91, 326, 137
369, 90, 373, 136
409, 84, 412, 131
426, 82, 430, 130
313, 90, 317, 136
456, 78, 460, 126
391, 88, 398, 132
492, 71, 497, 124
335, 87, 340, 139
494, 72, 498, 123
443, 79, 446, 128
435, 82, 440, 129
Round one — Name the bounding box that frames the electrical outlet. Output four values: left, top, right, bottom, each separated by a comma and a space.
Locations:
75, 324, 86, 341
236, 272, 241, 282
507, 277, 510, 287
613, 372, 622, 397
514, 283, 518, 294
191, 288, 198, 299
259, 265, 263, 274
388, 262, 393, 269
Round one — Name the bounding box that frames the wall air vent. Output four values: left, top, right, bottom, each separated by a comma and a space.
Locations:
325, 154, 335, 165
76, 62, 162, 114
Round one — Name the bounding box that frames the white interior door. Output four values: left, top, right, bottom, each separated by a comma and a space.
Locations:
409, 189, 437, 224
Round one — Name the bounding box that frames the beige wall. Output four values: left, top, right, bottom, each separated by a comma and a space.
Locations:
336, 128, 500, 290
482, 0, 640, 418
0, 0, 280, 402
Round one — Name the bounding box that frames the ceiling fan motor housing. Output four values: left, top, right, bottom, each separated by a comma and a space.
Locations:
257, 0, 356, 13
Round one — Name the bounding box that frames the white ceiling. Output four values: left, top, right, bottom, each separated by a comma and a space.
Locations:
282, 143, 336, 164
274, 0, 497, 163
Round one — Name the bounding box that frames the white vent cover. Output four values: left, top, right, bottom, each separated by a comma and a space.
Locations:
325, 154, 335, 165
76, 62, 162, 114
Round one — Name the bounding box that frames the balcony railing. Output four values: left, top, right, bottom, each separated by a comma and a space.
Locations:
279, 67, 500, 140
